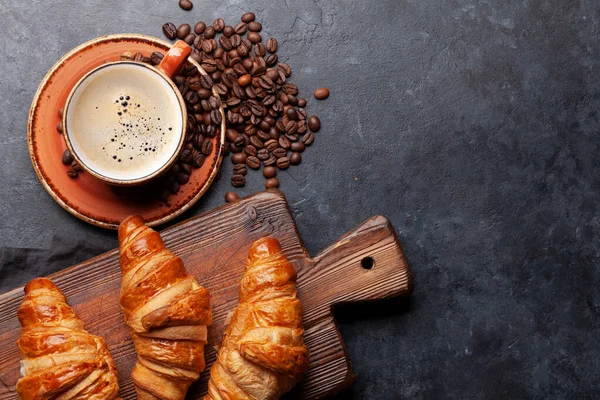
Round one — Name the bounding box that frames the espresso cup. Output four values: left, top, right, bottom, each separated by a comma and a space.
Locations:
63, 40, 192, 185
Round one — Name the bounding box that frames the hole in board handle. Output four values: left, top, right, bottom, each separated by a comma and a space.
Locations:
361, 256, 374, 270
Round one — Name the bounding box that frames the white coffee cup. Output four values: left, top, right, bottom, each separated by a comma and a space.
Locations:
63, 40, 191, 186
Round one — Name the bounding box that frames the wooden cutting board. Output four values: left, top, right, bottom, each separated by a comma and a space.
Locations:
0, 190, 413, 399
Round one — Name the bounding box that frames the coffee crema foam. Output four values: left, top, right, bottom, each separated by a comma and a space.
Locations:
66, 63, 184, 181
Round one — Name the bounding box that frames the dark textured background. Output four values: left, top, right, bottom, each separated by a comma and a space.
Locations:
1, 0, 599, 398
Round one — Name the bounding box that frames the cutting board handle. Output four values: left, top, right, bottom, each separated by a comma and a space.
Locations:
301, 215, 413, 308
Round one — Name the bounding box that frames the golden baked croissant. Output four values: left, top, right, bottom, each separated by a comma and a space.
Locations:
118, 215, 212, 400
16, 278, 120, 400
205, 237, 309, 400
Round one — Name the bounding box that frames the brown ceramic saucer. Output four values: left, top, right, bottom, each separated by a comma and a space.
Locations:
28, 34, 226, 229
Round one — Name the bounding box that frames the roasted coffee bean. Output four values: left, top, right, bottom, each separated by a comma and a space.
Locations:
233, 163, 247, 176
228, 62, 243, 75
234, 136, 246, 148
225, 191, 240, 202
210, 109, 222, 124
231, 152, 247, 164
255, 130, 269, 142
238, 74, 252, 87
286, 121, 298, 136
257, 148, 270, 160
56, 121, 63, 134
213, 18, 225, 32
265, 177, 279, 189
278, 62, 292, 77
265, 69, 279, 82
211, 71, 222, 82
179, 0, 193, 10
246, 156, 260, 169
302, 132, 314, 145
265, 140, 279, 152
192, 151, 206, 168
244, 124, 257, 136
194, 21, 206, 34
255, 43, 266, 57
177, 172, 190, 184
219, 36, 233, 51
234, 22, 248, 35
297, 108, 307, 120
151, 51, 164, 65
259, 120, 271, 132
298, 122, 308, 134
226, 129, 239, 142
184, 34, 196, 45
276, 157, 290, 169
244, 86, 257, 100
283, 83, 298, 96
290, 152, 302, 165
62, 149, 73, 165
185, 90, 199, 104
223, 25, 235, 37
273, 147, 288, 158
265, 54, 278, 66
201, 139, 213, 155
158, 188, 170, 202
259, 75, 274, 89
58, 107, 64, 118
261, 154, 276, 166
241, 12, 256, 23
314, 87, 330, 100
227, 97, 241, 107
286, 107, 298, 120
163, 22, 177, 40
180, 163, 192, 175
297, 97, 307, 107
249, 135, 264, 148
244, 145, 258, 156
67, 169, 78, 179
248, 32, 262, 44
266, 37, 278, 53
248, 21, 262, 32
177, 24, 191, 39
231, 174, 245, 187
201, 59, 218, 73
197, 88, 212, 99
286, 132, 299, 141
263, 166, 277, 178
242, 57, 253, 70
230, 143, 243, 153
204, 26, 216, 39
121, 51, 134, 60
215, 83, 228, 96
169, 180, 181, 194
209, 96, 220, 109
70, 162, 82, 172
275, 119, 286, 132
201, 39, 214, 53
291, 141, 305, 152
180, 148, 193, 163
200, 74, 213, 90
308, 115, 321, 132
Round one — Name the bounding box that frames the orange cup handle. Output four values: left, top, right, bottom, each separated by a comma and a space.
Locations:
157, 40, 192, 78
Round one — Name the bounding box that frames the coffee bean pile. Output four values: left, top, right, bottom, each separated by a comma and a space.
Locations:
162, 12, 327, 190
58, 51, 223, 205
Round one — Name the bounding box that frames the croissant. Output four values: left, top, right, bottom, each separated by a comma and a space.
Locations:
205, 237, 309, 400
16, 278, 120, 400
118, 215, 212, 400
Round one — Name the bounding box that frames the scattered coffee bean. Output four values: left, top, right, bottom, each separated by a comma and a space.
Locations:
62, 149, 73, 165
290, 152, 302, 165
233, 163, 247, 176
163, 22, 177, 40
231, 152, 247, 164
67, 170, 78, 179
247, 32, 262, 44
71, 161, 82, 171
266, 37, 278, 53
176, 24, 191, 39
223, 25, 235, 37
231, 174, 245, 187
308, 115, 321, 132
241, 12, 256, 23
177, 172, 190, 184
247, 156, 261, 169
276, 157, 290, 169
56, 121, 63, 134
302, 132, 314, 145
179, 0, 193, 10
225, 191, 240, 202
265, 177, 279, 189
184, 33, 196, 45
314, 87, 330, 100
263, 166, 277, 178
291, 141, 305, 152
213, 18, 225, 32
248, 21, 262, 32
151, 51, 164, 65
194, 21, 206, 34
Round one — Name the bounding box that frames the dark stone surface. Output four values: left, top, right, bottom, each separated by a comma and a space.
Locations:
1, 0, 599, 398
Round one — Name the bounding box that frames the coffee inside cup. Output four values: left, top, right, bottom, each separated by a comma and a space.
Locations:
65, 62, 184, 182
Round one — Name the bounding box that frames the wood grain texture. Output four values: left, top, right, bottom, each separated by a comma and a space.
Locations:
0, 190, 412, 399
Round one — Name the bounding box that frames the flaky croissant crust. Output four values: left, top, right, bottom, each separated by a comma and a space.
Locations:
16, 278, 120, 400
205, 237, 309, 400
118, 215, 212, 400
